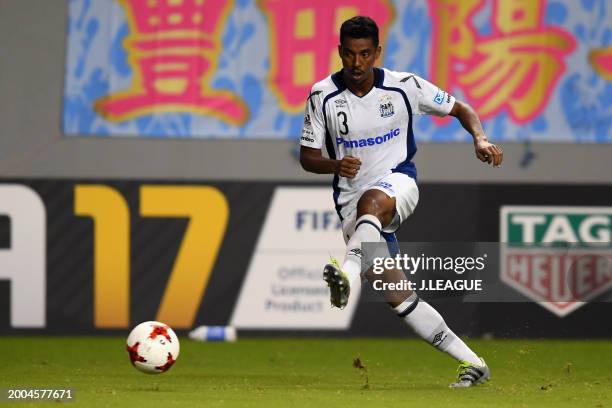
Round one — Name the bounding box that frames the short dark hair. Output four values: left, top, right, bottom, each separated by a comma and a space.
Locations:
340, 16, 380, 48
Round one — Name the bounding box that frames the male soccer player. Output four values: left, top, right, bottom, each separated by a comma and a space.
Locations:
299, 16, 503, 388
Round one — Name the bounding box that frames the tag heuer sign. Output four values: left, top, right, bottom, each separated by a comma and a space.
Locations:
500, 206, 612, 317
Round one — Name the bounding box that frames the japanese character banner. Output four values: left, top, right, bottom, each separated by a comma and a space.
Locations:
63, 0, 611, 141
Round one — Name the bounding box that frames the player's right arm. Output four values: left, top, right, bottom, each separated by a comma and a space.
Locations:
299, 87, 360, 178
300, 146, 361, 178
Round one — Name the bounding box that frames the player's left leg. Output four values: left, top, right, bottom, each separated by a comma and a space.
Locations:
365, 258, 490, 387
363, 173, 489, 387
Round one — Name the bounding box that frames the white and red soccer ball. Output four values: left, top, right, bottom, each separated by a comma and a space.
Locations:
126, 321, 180, 374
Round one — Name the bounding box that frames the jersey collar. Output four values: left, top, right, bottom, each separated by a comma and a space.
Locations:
332, 68, 385, 98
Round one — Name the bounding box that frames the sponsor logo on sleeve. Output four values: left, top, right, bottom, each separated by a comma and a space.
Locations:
301, 132, 315, 143
433, 89, 446, 105
301, 114, 314, 143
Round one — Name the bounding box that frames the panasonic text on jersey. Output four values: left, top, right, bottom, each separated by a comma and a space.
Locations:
336, 128, 400, 148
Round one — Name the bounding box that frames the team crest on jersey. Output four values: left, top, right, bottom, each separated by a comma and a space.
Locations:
379, 95, 394, 118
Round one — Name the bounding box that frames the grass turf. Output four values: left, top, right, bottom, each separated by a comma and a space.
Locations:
1, 337, 611, 407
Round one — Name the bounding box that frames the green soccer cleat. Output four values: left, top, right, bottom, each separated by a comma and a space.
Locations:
323, 257, 350, 309
449, 358, 491, 388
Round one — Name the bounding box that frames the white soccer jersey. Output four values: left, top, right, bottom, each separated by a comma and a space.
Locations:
300, 67, 455, 221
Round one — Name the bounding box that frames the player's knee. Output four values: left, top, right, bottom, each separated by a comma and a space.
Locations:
357, 193, 382, 217
357, 191, 394, 224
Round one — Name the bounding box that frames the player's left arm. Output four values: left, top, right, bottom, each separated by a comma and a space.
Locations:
403, 72, 503, 167
449, 101, 503, 167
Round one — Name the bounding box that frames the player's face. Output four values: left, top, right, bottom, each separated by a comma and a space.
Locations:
338, 37, 381, 86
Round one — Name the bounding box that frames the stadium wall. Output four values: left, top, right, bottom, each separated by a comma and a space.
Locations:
1, 0, 612, 184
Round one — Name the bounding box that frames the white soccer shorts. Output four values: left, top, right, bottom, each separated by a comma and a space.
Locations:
341, 172, 419, 243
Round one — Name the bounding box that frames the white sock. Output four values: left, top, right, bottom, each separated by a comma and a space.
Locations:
342, 214, 382, 288
394, 294, 481, 366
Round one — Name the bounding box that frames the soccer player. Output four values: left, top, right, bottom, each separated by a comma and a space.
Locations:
299, 16, 503, 388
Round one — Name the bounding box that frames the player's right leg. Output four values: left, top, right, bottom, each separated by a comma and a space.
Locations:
324, 189, 395, 308
322, 257, 350, 309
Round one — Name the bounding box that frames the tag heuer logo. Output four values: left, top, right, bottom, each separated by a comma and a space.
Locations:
500, 206, 612, 317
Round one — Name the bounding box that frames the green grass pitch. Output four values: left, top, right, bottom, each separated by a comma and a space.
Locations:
2, 337, 611, 407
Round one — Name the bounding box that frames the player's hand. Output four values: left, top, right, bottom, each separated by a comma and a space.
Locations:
336, 156, 361, 178
475, 139, 503, 167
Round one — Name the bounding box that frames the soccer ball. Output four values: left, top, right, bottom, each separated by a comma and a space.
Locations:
126, 321, 180, 374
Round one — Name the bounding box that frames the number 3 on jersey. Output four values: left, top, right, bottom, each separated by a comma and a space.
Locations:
337, 111, 349, 135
